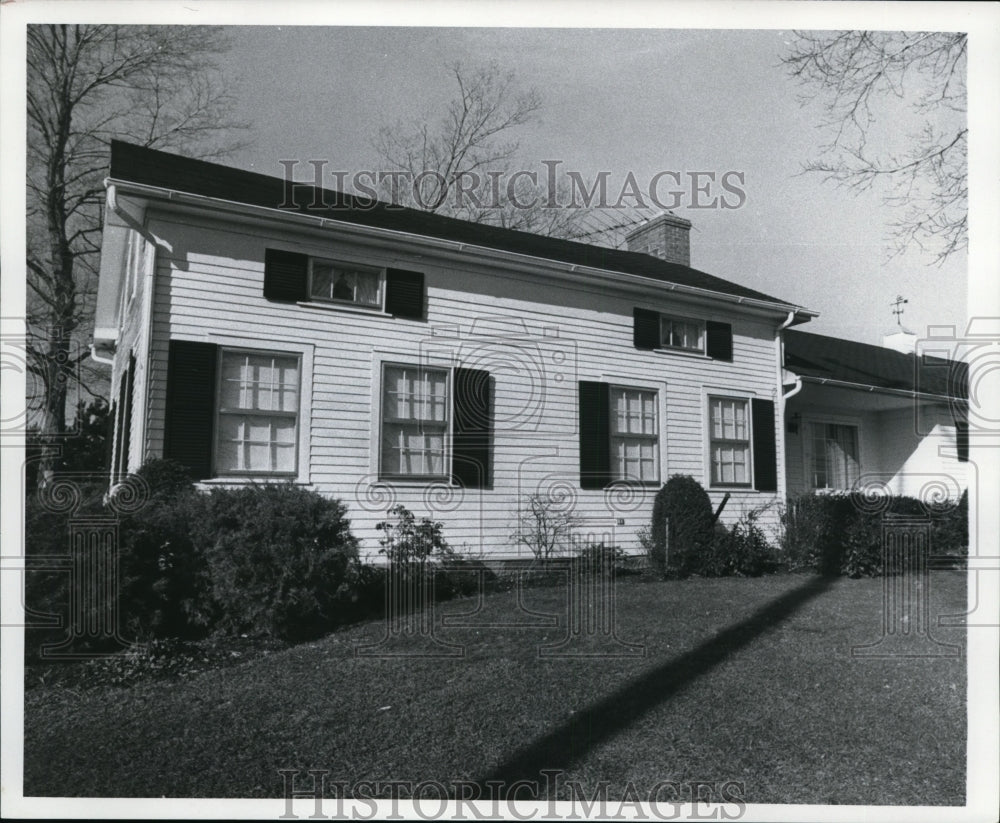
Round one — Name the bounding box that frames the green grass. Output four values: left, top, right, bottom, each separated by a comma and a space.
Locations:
23, 571, 966, 804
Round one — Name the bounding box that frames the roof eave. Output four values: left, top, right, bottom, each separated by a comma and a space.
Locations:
105, 176, 818, 322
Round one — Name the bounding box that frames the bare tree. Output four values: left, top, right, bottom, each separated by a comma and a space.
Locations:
782, 31, 967, 263
371, 61, 638, 246
26, 24, 247, 480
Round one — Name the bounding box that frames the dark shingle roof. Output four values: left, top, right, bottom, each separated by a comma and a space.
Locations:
109, 140, 800, 307
785, 329, 967, 399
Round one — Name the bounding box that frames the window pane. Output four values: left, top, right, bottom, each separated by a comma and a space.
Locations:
381, 423, 446, 476
809, 422, 859, 489
220, 352, 298, 412
354, 271, 381, 306
660, 316, 703, 350
311, 262, 336, 300
312, 261, 381, 305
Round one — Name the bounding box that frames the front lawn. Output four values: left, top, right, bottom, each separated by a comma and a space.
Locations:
23, 571, 966, 804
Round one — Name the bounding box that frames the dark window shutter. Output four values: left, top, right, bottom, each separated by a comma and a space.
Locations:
706, 321, 733, 361
104, 401, 117, 474
119, 354, 135, 475
633, 308, 660, 350
114, 371, 128, 476
264, 248, 308, 302
956, 419, 969, 463
751, 398, 778, 492
452, 368, 492, 489
385, 268, 424, 318
579, 381, 611, 490
164, 340, 217, 480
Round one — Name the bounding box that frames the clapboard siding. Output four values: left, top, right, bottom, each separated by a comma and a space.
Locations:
141, 211, 787, 557
108, 229, 156, 476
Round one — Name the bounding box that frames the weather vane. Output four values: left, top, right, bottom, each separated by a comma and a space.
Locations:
891, 295, 908, 327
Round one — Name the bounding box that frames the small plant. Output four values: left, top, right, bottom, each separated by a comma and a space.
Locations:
709, 507, 778, 577
512, 493, 580, 560
637, 524, 656, 567
376, 504, 451, 564
574, 541, 626, 575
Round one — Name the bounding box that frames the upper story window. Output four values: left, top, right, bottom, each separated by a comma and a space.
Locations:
633, 308, 732, 361
216, 349, 300, 475
309, 259, 383, 308
660, 315, 705, 353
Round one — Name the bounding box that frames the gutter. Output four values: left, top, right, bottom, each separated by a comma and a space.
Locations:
105, 177, 819, 323
798, 374, 965, 404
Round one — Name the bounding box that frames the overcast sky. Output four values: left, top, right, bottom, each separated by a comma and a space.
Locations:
215, 25, 968, 345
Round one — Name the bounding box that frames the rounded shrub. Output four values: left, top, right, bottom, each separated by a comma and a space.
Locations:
198, 483, 359, 640
651, 475, 716, 577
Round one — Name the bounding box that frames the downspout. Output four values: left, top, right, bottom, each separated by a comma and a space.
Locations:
782, 374, 803, 402
776, 310, 802, 503
778, 310, 803, 401
89, 344, 114, 366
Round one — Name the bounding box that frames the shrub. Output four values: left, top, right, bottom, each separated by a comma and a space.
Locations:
650, 475, 716, 576
512, 493, 580, 560
780, 491, 969, 577
199, 484, 359, 640
574, 542, 626, 576
709, 508, 778, 577
116, 462, 214, 640
376, 504, 451, 564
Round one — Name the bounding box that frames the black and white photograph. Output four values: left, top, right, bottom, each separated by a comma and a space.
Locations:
1, 1, 998, 820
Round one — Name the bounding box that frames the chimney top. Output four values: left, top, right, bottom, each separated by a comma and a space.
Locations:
624, 212, 692, 267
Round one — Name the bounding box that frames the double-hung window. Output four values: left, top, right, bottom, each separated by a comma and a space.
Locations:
806, 421, 860, 490
380, 365, 449, 478
660, 315, 705, 353
709, 396, 750, 486
309, 258, 383, 308
610, 386, 659, 482
216, 350, 300, 475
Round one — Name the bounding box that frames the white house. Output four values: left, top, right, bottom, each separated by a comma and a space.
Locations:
92, 141, 966, 559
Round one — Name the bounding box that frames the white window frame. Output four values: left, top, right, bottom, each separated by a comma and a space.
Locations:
659, 314, 706, 354
212, 347, 302, 478
707, 394, 753, 488
609, 384, 660, 484
803, 417, 862, 491
308, 256, 385, 310
201, 335, 313, 484
376, 360, 452, 481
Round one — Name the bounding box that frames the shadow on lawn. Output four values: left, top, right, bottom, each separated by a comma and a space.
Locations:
479, 573, 837, 792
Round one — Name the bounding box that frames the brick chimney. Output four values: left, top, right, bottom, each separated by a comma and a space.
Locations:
625, 212, 692, 267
